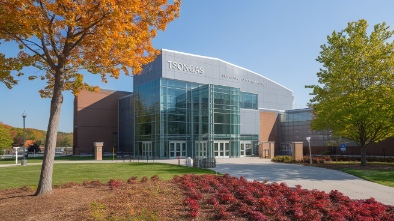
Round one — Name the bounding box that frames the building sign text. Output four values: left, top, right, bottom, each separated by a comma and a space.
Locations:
222, 74, 268, 86
168, 61, 204, 74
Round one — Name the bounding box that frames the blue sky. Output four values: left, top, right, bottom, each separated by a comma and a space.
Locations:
1, 0, 394, 132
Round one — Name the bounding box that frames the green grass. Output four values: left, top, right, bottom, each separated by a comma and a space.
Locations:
341, 168, 394, 188
0, 155, 115, 164
1, 157, 42, 164
0, 163, 217, 189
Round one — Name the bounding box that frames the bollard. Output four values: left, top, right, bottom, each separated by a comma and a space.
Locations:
178, 156, 180, 165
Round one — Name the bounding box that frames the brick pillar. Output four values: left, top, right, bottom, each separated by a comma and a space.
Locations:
268, 142, 275, 159
258, 141, 275, 159
291, 142, 303, 161
94, 142, 103, 161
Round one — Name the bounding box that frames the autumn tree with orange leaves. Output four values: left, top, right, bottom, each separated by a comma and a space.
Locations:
0, 0, 180, 195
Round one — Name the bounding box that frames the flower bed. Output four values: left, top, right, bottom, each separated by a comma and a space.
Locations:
173, 174, 394, 220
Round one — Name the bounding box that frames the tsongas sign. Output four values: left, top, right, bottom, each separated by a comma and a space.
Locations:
167, 61, 204, 74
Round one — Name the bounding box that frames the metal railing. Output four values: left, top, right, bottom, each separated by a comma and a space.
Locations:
193, 157, 216, 168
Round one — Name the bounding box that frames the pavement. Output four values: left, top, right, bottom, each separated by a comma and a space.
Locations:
213, 157, 394, 206
1, 157, 393, 206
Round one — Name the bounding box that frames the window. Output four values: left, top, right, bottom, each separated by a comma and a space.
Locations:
240, 92, 258, 109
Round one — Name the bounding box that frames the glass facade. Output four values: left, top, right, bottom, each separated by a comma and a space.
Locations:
133, 78, 258, 158
279, 109, 312, 155
240, 92, 258, 110
279, 109, 349, 155
134, 79, 160, 157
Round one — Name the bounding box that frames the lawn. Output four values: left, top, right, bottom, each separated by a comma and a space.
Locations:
341, 168, 394, 188
0, 162, 217, 189
0, 155, 115, 164
311, 161, 394, 188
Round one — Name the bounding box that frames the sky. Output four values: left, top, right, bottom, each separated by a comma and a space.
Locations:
1, 0, 394, 133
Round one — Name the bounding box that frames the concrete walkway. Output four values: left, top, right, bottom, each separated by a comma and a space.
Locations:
1, 157, 393, 206
214, 158, 394, 206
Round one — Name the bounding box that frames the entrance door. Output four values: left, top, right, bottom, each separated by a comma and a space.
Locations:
240, 142, 252, 157
240, 143, 245, 157
214, 141, 229, 158
169, 141, 186, 158
195, 141, 207, 157
142, 142, 152, 157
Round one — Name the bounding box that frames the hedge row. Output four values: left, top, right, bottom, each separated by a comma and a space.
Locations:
271, 155, 394, 163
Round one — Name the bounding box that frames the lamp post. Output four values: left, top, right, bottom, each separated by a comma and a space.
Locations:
22, 112, 27, 166
306, 136, 312, 164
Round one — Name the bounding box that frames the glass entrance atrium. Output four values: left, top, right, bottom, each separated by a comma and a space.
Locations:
133, 78, 258, 159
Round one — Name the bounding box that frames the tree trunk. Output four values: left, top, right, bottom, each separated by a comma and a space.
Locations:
360, 146, 367, 166
35, 74, 64, 195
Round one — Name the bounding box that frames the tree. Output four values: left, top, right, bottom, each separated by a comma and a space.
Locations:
56, 132, 72, 147
306, 19, 394, 166
0, 0, 180, 195
28, 142, 41, 154
0, 126, 13, 154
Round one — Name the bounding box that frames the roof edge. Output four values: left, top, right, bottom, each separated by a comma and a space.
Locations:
161, 49, 293, 93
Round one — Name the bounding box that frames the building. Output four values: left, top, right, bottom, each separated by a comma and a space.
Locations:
73, 49, 394, 158
279, 109, 394, 157
74, 49, 294, 158
131, 49, 293, 159
73, 89, 131, 155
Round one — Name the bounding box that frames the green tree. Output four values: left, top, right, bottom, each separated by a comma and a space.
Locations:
307, 19, 394, 166
56, 132, 72, 147
0, 126, 13, 154
0, 0, 180, 195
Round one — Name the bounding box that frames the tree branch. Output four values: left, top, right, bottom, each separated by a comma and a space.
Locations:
40, 36, 56, 71
12, 36, 47, 62
69, 13, 109, 52
48, 14, 60, 59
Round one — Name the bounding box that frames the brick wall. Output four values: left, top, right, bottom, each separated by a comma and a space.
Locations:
73, 89, 131, 155
259, 111, 280, 149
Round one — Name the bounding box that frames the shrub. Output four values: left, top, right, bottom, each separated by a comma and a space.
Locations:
183, 197, 199, 217
141, 176, 149, 183
272, 156, 296, 163
127, 176, 138, 184
274, 155, 333, 164
173, 174, 394, 220
151, 175, 160, 182
83, 180, 102, 187
329, 155, 394, 163
108, 179, 124, 189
